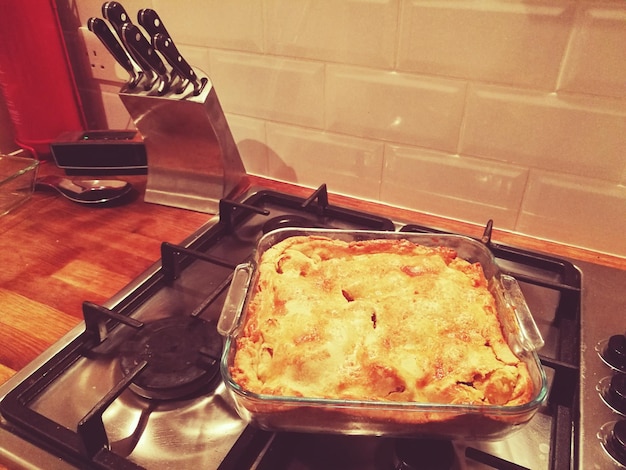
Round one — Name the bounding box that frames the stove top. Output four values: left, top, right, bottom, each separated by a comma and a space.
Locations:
0, 184, 624, 470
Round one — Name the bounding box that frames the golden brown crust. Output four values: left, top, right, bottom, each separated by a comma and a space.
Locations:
231, 236, 534, 407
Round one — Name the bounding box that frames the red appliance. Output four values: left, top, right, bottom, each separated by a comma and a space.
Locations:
0, 0, 85, 159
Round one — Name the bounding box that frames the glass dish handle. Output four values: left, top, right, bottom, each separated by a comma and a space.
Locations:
501, 274, 545, 351
218, 263, 253, 336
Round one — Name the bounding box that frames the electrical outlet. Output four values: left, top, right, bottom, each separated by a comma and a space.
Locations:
78, 26, 126, 82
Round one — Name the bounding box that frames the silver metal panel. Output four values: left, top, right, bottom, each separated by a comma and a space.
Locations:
577, 260, 626, 470
119, 72, 246, 213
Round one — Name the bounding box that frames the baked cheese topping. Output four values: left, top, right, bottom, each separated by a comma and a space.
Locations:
231, 236, 533, 406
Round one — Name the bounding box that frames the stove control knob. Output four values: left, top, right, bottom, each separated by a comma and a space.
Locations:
609, 419, 626, 466
604, 334, 626, 372
607, 374, 626, 415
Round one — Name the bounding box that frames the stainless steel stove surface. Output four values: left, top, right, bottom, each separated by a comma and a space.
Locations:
0, 185, 625, 470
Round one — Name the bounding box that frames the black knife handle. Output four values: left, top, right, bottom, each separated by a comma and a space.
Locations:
137, 8, 170, 38
137, 8, 189, 91
102, 1, 155, 86
101, 1, 132, 36
87, 17, 140, 88
153, 33, 207, 95
121, 23, 170, 94
121, 24, 167, 75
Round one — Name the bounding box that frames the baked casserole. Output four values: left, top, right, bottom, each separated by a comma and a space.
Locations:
219, 229, 547, 438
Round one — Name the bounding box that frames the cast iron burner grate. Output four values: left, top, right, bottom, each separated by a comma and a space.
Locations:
118, 316, 222, 400
0, 185, 583, 470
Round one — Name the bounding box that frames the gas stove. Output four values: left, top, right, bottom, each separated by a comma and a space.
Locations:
1, 184, 625, 469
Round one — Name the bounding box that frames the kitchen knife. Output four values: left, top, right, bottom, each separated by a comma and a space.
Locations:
87, 17, 141, 88
137, 8, 171, 39
121, 23, 171, 95
136, 8, 187, 92
101, 1, 156, 90
153, 33, 208, 96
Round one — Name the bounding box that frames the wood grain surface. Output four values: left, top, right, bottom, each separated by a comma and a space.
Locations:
0, 161, 210, 384
1, 163, 624, 388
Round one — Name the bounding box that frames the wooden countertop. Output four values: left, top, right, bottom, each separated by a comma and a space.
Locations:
1, 162, 624, 388
0, 162, 209, 386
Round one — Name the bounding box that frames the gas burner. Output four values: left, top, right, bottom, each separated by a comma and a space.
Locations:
119, 316, 222, 400
392, 438, 455, 470
262, 214, 319, 234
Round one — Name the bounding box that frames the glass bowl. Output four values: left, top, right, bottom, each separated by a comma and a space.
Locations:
0, 154, 39, 216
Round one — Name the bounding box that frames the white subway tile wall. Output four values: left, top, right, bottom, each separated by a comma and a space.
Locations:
265, 0, 398, 68
518, 171, 626, 255
397, 1, 575, 89
266, 122, 385, 200
224, 114, 269, 176
326, 65, 467, 153
461, 85, 626, 181
62, 0, 626, 257
559, 4, 626, 99
153, 2, 265, 53
381, 145, 529, 230
210, 51, 326, 128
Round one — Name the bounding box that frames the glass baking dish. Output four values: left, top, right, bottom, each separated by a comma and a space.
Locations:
0, 154, 39, 216
218, 228, 548, 440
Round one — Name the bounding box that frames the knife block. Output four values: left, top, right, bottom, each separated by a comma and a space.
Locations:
118, 74, 246, 213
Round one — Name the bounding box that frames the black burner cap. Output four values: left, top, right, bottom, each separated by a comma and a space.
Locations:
119, 316, 222, 400
393, 438, 455, 470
